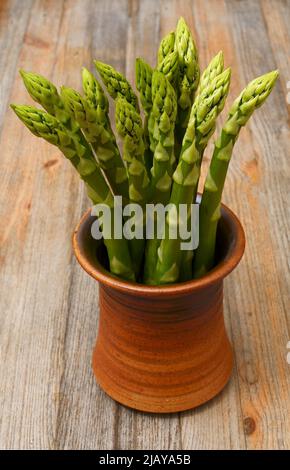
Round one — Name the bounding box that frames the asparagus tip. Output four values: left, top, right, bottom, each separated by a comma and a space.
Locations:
10, 103, 27, 119
82, 66, 90, 76
94, 60, 102, 69
177, 16, 186, 25
19, 69, 31, 85
223, 67, 231, 79
60, 86, 79, 104
82, 67, 93, 86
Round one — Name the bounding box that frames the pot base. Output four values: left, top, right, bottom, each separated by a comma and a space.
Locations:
92, 349, 233, 414
92, 284, 233, 414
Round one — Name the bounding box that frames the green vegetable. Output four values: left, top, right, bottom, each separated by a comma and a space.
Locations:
157, 31, 175, 65
151, 68, 231, 285
95, 60, 139, 110
179, 50, 225, 280
19, 70, 92, 165
13, 18, 279, 285
193, 70, 279, 278
198, 50, 224, 94
143, 70, 177, 283
11, 104, 135, 281
135, 58, 154, 174
115, 97, 150, 277
174, 17, 200, 145
20, 70, 78, 132
61, 81, 128, 201
157, 50, 179, 85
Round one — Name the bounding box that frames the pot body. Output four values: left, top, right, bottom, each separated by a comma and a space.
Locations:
93, 280, 233, 413
73, 202, 245, 413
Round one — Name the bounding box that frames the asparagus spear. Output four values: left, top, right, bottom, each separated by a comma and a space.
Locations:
157, 31, 175, 65
82, 66, 109, 111
61, 84, 129, 200
143, 70, 177, 283
115, 97, 150, 276
157, 50, 179, 85
115, 98, 149, 202
136, 52, 179, 175
135, 58, 153, 174
189, 51, 224, 201
198, 50, 224, 94
193, 70, 279, 278
179, 51, 225, 281
135, 58, 153, 114
20, 70, 78, 130
174, 17, 200, 145
149, 71, 177, 201
95, 61, 139, 111
19, 70, 92, 163
11, 104, 135, 281
82, 68, 129, 199
150, 68, 231, 285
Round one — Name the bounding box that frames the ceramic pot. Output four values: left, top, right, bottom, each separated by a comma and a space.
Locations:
73, 202, 245, 413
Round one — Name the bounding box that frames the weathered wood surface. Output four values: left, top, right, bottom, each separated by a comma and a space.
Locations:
0, 0, 289, 450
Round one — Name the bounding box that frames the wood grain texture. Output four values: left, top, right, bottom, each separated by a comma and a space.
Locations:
0, 0, 289, 450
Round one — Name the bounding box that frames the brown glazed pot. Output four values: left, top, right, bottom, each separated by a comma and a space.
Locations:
73, 203, 245, 413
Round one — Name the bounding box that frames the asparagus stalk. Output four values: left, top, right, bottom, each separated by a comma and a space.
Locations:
150, 68, 231, 285
60, 83, 129, 200
193, 70, 279, 278
20, 70, 78, 131
82, 68, 129, 199
189, 51, 224, 202
149, 71, 177, 201
95, 61, 139, 111
19, 70, 93, 163
198, 51, 224, 94
11, 104, 135, 281
135, 58, 153, 114
157, 50, 179, 85
135, 58, 153, 174
157, 31, 175, 65
143, 70, 177, 283
115, 98, 149, 202
115, 97, 150, 276
174, 17, 200, 146
179, 51, 225, 281
82, 66, 109, 111
137, 54, 178, 179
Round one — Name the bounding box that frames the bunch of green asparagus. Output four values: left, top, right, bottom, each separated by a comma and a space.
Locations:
12, 17, 278, 284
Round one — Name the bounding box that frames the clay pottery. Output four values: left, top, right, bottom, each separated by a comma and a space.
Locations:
73, 202, 245, 413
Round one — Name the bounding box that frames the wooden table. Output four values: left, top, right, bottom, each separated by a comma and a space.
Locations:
0, 0, 289, 450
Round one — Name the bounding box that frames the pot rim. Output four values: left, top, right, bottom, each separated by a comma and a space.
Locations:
73, 201, 245, 297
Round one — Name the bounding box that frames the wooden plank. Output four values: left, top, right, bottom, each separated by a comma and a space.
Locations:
0, 0, 34, 131
112, 0, 182, 450
260, 0, 290, 104
177, 0, 246, 450
225, 0, 290, 450
52, 0, 129, 450
0, 0, 115, 450
0, 0, 70, 450
0, 0, 289, 450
